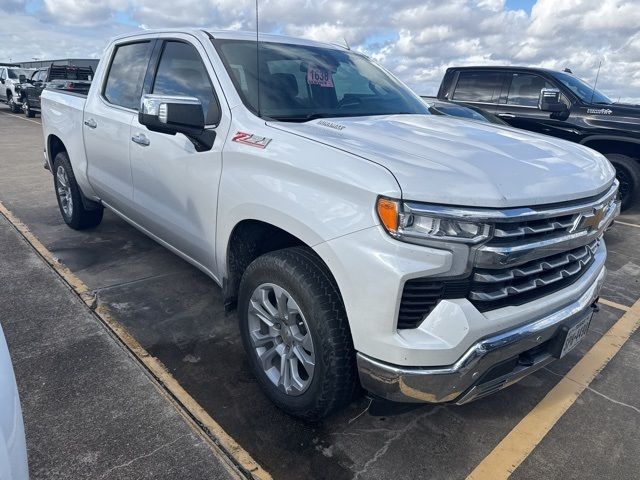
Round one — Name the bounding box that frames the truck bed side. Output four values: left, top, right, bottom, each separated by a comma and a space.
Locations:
41, 89, 96, 199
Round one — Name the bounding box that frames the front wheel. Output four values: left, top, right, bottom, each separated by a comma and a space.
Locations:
238, 247, 357, 421
53, 152, 104, 230
606, 154, 640, 210
7, 94, 20, 113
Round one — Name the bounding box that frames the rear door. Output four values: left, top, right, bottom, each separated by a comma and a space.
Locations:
84, 39, 155, 215
449, 70, 506, 114
128, 35, 230, 271
495, 72, 575, 140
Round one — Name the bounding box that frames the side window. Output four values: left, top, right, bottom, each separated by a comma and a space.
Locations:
104, 41, 153, 110
506, 73, 554, 107
452, 71, 502, 103
0, 69, 5, 81
152, 41, 220, 125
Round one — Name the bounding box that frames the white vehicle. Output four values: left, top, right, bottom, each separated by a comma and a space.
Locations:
0, 324, 29, 479
0, 66, 34, 113
41, 29, 619, 420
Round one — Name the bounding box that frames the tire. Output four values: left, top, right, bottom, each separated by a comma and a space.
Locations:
53, 152, 104, 230
238, 247, 357, 421
7, 93, 20, 113
22, 97, 35, 118
605, 154, 640, 210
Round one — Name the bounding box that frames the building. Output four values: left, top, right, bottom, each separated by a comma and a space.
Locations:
17, 58, 100, 70
0, 62, 19, 67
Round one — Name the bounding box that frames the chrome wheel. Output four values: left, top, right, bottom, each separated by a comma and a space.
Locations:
247, 283, 315, 396
56, 165, 73, 218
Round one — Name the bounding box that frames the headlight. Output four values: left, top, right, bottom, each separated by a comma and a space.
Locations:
376, 197, 491, 244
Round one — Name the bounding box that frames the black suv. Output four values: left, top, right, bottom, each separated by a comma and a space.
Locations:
437, 66, 640, 209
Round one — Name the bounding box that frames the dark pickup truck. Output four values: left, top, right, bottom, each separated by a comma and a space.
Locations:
437, 66, 640, 209
17, 65, 93, 118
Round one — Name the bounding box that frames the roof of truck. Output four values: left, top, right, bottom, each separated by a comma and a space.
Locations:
109, 28, 347, 51
446, 65, 563, 74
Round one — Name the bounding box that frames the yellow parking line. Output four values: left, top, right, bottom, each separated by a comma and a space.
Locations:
0, 201, 271, 480
598, 298, 631, 312
467, 297, 640, 480
615, 220, 640, 229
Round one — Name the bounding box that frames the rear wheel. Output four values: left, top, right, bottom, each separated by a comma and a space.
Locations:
606, 154, 640, 210
53, 152, 103, 230
238, 247, 357, 421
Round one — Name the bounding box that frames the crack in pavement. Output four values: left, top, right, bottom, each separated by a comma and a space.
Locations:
543, 367, 639, 415
351, 407, 443, 480
97, 434, 189, 480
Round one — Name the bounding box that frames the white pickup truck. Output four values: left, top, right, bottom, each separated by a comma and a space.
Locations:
41, 29, 620, 421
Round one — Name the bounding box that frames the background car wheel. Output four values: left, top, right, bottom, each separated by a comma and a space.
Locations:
22, 98, 35, 118
7, 94, 20, 113
53, 152, 104, 230
238, 247, 357, 421
606, 154, 640, 210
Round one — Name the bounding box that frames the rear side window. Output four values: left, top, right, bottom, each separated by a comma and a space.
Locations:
104, 41, 153, 110
452, 71, 502, 103
507, 73, 554, 107
152, 41, 220, 124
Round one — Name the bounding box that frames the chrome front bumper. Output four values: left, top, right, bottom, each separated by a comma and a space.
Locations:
357, 262, 606, 404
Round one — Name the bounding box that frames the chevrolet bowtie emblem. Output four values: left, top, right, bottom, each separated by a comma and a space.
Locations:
570, 205, 607, 233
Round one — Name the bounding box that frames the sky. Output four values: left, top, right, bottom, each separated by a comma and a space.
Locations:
1, 0, 639, 102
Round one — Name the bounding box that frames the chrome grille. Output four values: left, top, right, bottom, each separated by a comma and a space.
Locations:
491, 214, 576, 243
396, 184, 618, 329
469, 240, 598, 310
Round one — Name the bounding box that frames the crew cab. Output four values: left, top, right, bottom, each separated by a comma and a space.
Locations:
437, 66, 640, 209
18, 65, 93, 117
41, 30, 619, 420
0, 66, 35, 113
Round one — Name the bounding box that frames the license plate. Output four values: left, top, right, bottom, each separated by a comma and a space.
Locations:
559, 313, 592, 358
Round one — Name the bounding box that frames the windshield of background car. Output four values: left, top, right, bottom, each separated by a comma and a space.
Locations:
7, 69, 31, 79
213, 39, 429, 121
551, 71, 612, 104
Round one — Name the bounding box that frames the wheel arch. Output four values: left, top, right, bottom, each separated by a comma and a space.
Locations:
222, 219, 342, 311
47, 134, 68, 170
580, 136, 640, 160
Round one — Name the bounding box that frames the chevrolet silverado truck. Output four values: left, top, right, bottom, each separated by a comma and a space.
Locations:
41, 30, 619, 421
437, 66, 640, 210
18, 64, 93, 117
0, 66, 35, 113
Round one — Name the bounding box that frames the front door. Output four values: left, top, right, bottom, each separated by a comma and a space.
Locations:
129, 36, 229, 273
494, 72, 577, 142
84, 40, 155, 215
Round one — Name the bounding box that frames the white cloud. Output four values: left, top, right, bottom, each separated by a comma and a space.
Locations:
0, 0, 638, 102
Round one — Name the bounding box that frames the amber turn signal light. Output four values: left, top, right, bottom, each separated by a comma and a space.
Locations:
376, 198, 399, 233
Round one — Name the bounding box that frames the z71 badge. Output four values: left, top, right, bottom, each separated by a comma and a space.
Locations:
232, 131, 272, 149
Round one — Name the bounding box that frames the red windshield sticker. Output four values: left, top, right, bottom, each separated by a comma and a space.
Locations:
307, 67, 334, 88
232, 131, 272, 149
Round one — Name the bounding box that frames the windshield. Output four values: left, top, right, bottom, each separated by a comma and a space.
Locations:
7, 69, 31, 80
213, 39, 429, 121
550, 71, 612, 105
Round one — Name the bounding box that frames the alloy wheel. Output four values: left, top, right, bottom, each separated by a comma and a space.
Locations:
56, 165, 73, 218
247, 283, 316, 396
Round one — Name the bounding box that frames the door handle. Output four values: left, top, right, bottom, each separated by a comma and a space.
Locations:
497, 113, 516, 118
84, 118, 97, 129
131, 133, 150, 147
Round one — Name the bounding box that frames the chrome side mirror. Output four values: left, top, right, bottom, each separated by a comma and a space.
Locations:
538, 88, 566, 112
139, 94, 205, 136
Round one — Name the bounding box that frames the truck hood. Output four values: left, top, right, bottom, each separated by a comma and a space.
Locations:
269, 114, 615, 208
